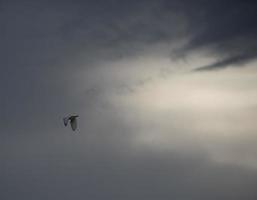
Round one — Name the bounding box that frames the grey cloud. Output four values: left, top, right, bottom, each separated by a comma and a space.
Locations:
2, 0, 257, 71
3, 136, 257, 200
170, 0, 257, 69
2, 1, 257, 200
195, 49, 257, 71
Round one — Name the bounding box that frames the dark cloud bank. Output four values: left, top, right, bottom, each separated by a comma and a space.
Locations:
1, 1, 257, 200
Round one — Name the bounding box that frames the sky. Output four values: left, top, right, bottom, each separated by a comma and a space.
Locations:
1, 0, 257, 199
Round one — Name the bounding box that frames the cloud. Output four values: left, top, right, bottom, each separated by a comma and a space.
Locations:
2, 1, 257, 200
171, 0, 257, 69
195, 50, 257, 71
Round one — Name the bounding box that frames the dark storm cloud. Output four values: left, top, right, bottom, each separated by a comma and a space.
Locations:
1, 0, 184, 134
195, 49, 257, 71
170, 0, 257, 69
2, 0, 257, 73
2, 1, 257, 200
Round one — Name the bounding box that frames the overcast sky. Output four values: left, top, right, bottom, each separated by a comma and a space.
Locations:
2, 0, 257, 199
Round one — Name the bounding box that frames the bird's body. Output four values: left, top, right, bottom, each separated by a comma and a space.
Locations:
63, 115, 79, 131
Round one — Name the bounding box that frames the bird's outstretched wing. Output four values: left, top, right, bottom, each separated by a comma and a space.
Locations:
63, 117, 69, 126
70, 118, 77, 131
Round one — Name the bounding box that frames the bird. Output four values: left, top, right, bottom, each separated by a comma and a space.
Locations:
63, 115, 79, 131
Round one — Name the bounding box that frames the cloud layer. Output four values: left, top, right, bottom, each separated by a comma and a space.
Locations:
2, 1, 257, 200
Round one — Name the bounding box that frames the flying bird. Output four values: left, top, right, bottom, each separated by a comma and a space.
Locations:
63, 115, 79, 131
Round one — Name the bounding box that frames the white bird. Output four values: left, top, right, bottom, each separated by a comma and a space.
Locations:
63, 115, 79, 131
